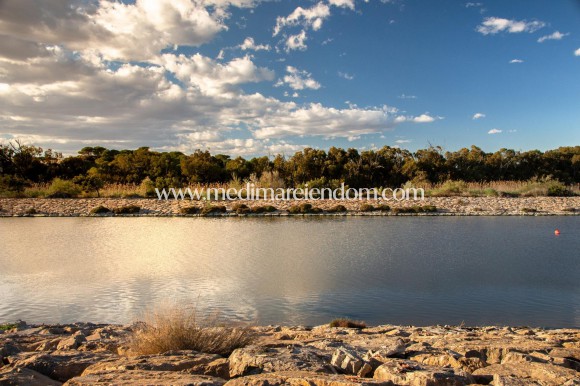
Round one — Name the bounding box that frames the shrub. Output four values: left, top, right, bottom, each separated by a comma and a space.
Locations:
90, 205, 111, 214
129, 305, 254, 356
232, 203, 251, 214
25, 208, 38, 215
562, 207, 577, 213
376, 204, 391, 212
329, 318, 366, 329
430, 180, 468, 197
46, 178, 81, 198
251, 205, 277, 214
359, 203, 375, 212
200, 205, 227, 215
421, 205, 437, 213
547, 183, 571, 197
180, 206, 199, 215
113, 205, 141, 214
0, 323, 18, 331
288, 203, 323, 214
327, 204, 347, 213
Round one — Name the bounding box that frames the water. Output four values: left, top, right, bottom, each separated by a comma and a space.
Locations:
0, 217, 578, 327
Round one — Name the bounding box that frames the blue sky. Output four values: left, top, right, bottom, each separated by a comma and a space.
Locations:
0, 0, 578, 156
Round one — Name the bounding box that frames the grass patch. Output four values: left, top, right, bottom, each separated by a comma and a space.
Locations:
250, 205, 277, 214
392, 205, 437, 214
180, 206, 200, 215
90, 205, 111, 214
0, 323, 18, 331
129, 305, 254, 356
112, 205, 141, 214
521, 207, 537, 213
359, 203, 375, 212
25, 208, 38, 215
329, 318, 367, 329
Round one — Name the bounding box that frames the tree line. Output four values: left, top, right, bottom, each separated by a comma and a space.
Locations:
1, 142, 579, 194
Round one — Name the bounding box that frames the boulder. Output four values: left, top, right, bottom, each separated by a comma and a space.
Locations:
331, 348, 371, 377
63, 370, 225, 385
373, 358, 473, 386
228, 345, 334, 378
57, 333, 87, 351
493, 375, 542, 386
81, 350, 222, 375
472, 362, 580, 385
0, 367, 63, 385
410, 352, 487, 373
8, 351, 112, 382
224, 370, 394, 386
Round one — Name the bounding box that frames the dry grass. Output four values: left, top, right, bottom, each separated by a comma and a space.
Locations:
129, 305, 254, 356
427, 180, 579, 197
329, 318, 367, 329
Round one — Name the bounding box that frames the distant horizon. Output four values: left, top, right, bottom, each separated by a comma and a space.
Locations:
1, 0, 579, 157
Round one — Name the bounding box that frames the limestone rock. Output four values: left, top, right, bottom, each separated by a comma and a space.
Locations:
472, 362, 580, 385
224, 370, 393, 386
228, 345, 333, 378
331, 348, 369, 376
493, 374, 542, 386
373, 358, 473, 386
63, 370, 225, 385
57, 333, 87, 351
0, 367, 63, 385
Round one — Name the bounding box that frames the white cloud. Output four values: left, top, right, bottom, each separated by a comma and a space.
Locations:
472, 113, 486, 119
328, 0, 355, 10
488, 129, 502, 134
537, 31, 569, 43
477, 17, 545, 35
412, 114, 437, 123
575, 48, 580, 57
395, 139, 411, 144
398, 94, 417, 99
239, 37, 271, 51
338, 71, 354, 80
276, 66, 321, 90
285, 30, 308, 52
509, 59, 524, 64
465, 2, 483, 8
273, 2, 331, 36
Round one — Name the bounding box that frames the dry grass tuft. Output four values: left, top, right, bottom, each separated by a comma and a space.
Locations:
129, 305, 254, 356
329, 318, 367, 329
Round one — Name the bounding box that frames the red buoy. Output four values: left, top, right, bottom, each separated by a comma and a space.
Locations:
554, 229, 561, 235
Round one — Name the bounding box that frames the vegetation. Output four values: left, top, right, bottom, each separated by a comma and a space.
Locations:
179, 206, 200, 215
90, 205, 111, 214
112, 205, 141, 214
129, 304, 254, 356
24, 208, 38, 215
0, 323, 18, 331
1, 142, 578, 198
329, 318, 367, 329
392, 205, 438, 214
359, 203, 375, 212
200, 205, 227, 215
288, 203, 323, 214
326, 204, 347, 213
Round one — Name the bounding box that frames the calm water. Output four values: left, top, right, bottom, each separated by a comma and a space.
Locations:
0, 217, 579, 327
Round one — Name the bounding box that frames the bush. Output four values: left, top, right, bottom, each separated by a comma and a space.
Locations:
359, 203, 375, 212
129, 305, 254, 356
46, 178, 81, 198
251, 205, 277, 213
179, 206, 199, 215
327, 204, 347, 213
421, 205, 437, 213
25, 208, 38, 215
288, 203, 322, 214
232, 203, 251, 214
90, 205, 111, 214
392, 205, 437, 214
376, 204, 391, 212
200, 205, 227, 215
329, 318, 366, 329
113, 205, 141, 214
430, 180, 468, 197
547, 183, 571, 197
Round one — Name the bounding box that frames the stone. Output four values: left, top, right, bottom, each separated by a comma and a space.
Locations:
472, 362, 580, 386
331, 348, 367, 375
410, 353, 486, 373
57, 333, 87, 351
63, 370, 225, 385
373, 359, 473, 386
81, 350, 222, 375
224, 370, 394, 386
493, 375, 542, 386
0, 367, 63, 385
228, 345, 334, 378
8, 351, 111, 382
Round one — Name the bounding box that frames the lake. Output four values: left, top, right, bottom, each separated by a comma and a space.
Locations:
0, 217, 578, 327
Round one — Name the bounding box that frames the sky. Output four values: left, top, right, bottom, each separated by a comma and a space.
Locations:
0, 0, 579, 157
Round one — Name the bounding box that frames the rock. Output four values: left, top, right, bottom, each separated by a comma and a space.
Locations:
81, 351, 222, 375
493, 375, 542, 386
331, 348, 369, 376
0, 367, 63, 385
8, 351, 111, 382
472, 362, 580, 385
224, 370, 393, 386
57, 333, 87, 351
373, 359, 473, 385
63, 370, 225, 385
0, 342, 22, 357
228, 345, 334, 378
410, 353, 486, 373
202, 358, 230, 379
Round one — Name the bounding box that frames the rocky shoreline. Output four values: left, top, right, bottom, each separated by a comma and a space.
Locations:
1, 322, 579, 385
0, 197, 579, 217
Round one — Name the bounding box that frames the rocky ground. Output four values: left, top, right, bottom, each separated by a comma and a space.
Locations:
0, 197, 579, 217
1, 322, 579, 385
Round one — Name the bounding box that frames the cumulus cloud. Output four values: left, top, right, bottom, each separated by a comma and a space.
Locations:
473, 113, 486, 119
509, 59, 524, 64
276, 66, 321, 90
537, 31, 569, 43
328, 0, 355, 10
412, 114, 437, 123
575, 48, 580, 57
477, 17, 545, 35
488, 129, 502, 134
338, 71, 354, 80
285, 30, 308, 51
273, 2, 331, 36
238, 37, 271, 51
